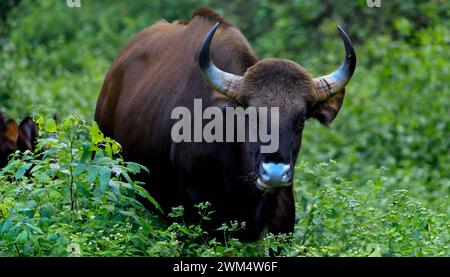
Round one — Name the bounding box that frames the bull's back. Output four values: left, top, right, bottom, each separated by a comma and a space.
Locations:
95, 17, 254, 163
96, 21, 202, 161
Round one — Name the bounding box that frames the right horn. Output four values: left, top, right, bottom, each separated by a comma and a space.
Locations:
313, 25, 356, 101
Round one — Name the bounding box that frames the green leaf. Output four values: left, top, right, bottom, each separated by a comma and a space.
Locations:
0, 217, 13, 233
18, 206, 35, 218
17, 230, 29, 243
76, 183, 91, 197
40, 204, 56, 219
138, 218, 152, 232
121, 172, 134, 184
73, 164, 86, 177
80, 143, 92, 163
86, 166, 99, 184
47, 233, 59, 243
15, 164, 32, 180
133, 185, 163, 214
89, 122, 104, 145
45, 118, 57, 133
109, 181, 121, 197
126, 162, 142, 173
99, 168, 112, 191
25, 223, 44, 235
6, 228, 17, 241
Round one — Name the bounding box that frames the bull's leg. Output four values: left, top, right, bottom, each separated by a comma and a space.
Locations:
268, 187, 295, 236
266, 188, 295, 256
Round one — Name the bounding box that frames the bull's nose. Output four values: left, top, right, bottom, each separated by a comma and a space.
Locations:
258, 162, 293, 189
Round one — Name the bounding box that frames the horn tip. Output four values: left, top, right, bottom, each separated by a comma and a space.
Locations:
198, 22, 220, 70
336, 25, 348, 39
209, 22, 220, 36
336, 24, 356, 63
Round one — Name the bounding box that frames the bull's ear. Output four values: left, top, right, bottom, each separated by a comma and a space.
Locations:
311, 89, 345, 126
4, 119, 19, 144
18, 117, 39, 151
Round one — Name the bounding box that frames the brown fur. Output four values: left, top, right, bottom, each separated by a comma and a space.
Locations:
192, 7, 233, 28
0, 112, 39, 168
238, 59, 316, 115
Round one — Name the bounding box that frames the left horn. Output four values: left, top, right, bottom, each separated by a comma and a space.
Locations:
198, 22, 242, 96
313, 25, 356, 101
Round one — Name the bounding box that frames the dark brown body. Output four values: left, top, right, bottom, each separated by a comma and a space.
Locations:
95, 10, 296, 240
95, 8, 354, 241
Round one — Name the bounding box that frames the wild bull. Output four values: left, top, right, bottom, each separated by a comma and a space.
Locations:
0, 112, 39, 168
95, 8, 356, 241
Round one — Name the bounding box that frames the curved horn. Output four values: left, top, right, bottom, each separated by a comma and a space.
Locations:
198, 22, 242, 96
313, 25, 356, 101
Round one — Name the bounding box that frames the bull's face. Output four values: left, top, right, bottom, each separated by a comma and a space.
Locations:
0, 114, 38, 168
198, 23, 356, 191
236, 60, 314, 190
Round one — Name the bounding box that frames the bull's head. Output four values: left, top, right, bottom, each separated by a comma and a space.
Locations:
0, 113, 39, 168
198, 23, 356, 191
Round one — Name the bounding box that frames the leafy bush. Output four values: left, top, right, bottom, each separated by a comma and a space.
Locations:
0, 116, 159, 256
291, 161, 449, 257
1, 119, 447, 256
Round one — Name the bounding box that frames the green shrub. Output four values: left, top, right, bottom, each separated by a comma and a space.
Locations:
0, 116, 159, 256
290, 161, 449, 257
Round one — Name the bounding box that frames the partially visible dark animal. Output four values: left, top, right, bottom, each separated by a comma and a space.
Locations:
0, 112, 39, 168
95, 8, 356, 241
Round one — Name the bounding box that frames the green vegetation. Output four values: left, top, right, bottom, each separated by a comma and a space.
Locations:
0, 0, 449, 256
